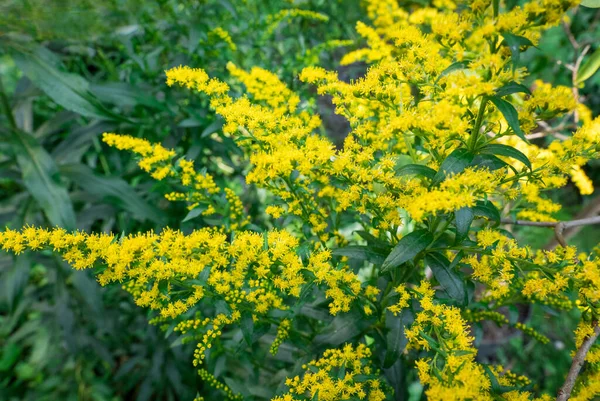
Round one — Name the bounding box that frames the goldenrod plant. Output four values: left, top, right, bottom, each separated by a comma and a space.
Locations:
2, 0, 600, 400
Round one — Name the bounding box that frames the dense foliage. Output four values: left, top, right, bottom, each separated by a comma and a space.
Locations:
1, 0, 600, 400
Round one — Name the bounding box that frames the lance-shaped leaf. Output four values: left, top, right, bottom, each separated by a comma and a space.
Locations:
479, 144, 531, 169
432, 148, 474, 186
576, 47, 600, 85
381, 230, 433, 272
332, 246, 388, 265
10, 130, 76, 229
488, 96, 528, 143
425, 252, 465, 303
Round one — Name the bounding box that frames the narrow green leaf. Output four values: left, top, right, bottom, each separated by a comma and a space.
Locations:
435, 61, 470, 83
381, 230, 433, 272
396, 163, 437, 180
492, 0, 499, 17
182, 205, 208, 223
11, 45, 121, 121
383, 310, 410, 368
495, 81, 531, 97
488, 96, 528, 143
501, 33, 534, 68
240, 312, 254, 347
426, 252, 465, 303
0, 343, 21, 372
432, 148, 474, 186
10, 130, 76, 229
576, 47, 600, 84
454, 207, 473, 243
60, 163, 165, 224
480, 144, 531, 169
332, 246, 388, 265
354, 230, 391, 251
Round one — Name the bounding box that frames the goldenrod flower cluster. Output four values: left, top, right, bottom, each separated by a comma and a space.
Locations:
273, 344, 386, 401
2, 0, 600, 400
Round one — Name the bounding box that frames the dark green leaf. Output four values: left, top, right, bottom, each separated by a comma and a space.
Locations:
0, 343, 22, 372
488, 96, 528, 142
435, 61, 470, 83
432, 148, 474, 186
472, 200, 501, 224
480, 144, 531, 169
60, 163, 164, 224
10, 130, 76, 229
11, 45, 121, 121
240, 312, 254, 347
381, 230, 433, 272
383, 310, 409, 368
492, 0, 499, 16
332, 246, 388, 265
90, 82, 164, 109
501, 33, 534, 68
354, 230, 391, 251
471, 154, 507, 171
426, 252, 465, 303
395, 163, 437, 180
495, 81, 531, 97
454, 207, 473, 243
313, 312, 370, 346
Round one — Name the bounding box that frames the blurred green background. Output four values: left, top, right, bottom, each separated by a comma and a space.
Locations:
0, 0, 598, 400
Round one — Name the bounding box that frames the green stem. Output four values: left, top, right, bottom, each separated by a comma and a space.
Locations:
0, 77, 17, 130
469, 98, 488, 151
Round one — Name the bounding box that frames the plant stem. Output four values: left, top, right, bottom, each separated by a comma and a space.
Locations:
501, 216, 600, 247
556, 322, 600, 401
0, 77, 17, 130
469, 98, 487, 151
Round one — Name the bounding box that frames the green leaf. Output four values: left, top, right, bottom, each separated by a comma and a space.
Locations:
471, 154, 507, 171
11, 45, 122, 121
10, 130, 76, 229
0, 343, 21, 372
479, 144, 531, 169
395, 163, 437, 180
332, 246, 388, 265
60, 163, 165, 224
435, 61, 470, 83
383, 310, 410, 368
488, 96, 528, 143
182, 205, 208, 223
576, 47, 600, 84
581, 0, 600, 7
500, 33, 534, 68
454, 207, 473, 243
313, 311, 370, 346
354, 230, 391, 251
472, 200, 500, 224
90, 82, 165, 110
240, 312, 254, 347
495, 81, 531, 97
492, 0, 499, 17
425, 252, 465, 303
432, 148, 474, 186
381, 230, 433, 272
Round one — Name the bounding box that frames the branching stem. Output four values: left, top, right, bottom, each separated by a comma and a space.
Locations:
501, 216, 600, 247
556, 323, 600, 401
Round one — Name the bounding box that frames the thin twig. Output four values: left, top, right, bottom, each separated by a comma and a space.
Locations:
501, 216, 600, 247
556, 323, 600, 401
